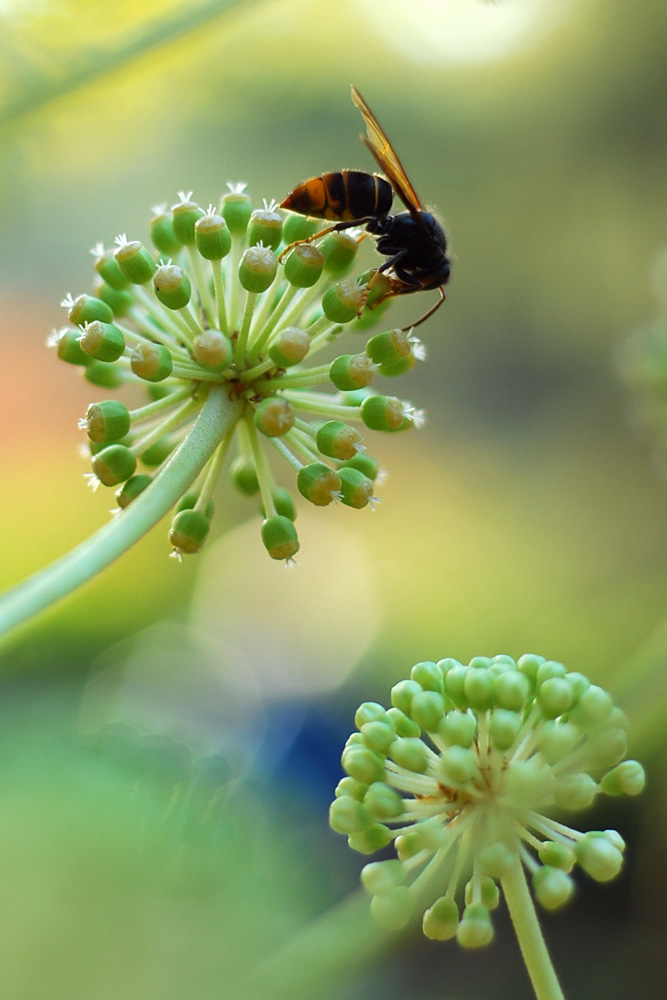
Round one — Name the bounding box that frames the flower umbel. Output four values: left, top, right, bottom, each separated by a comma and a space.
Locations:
53, 189, 427, 561
330, 654, 644, 996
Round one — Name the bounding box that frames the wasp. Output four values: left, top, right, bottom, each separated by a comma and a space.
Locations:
279, 85, 450, 330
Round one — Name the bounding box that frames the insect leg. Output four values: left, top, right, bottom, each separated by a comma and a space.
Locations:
356, 248, 409, 314
277, 217, 378, 263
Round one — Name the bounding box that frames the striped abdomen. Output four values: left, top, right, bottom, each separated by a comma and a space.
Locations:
280, 170, 393, 223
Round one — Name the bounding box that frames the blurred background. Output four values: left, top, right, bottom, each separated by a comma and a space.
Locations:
0, 0, 666, 997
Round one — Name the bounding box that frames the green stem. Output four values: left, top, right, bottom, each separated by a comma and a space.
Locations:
501, 854, 566, 1000
0, 386, 244, 643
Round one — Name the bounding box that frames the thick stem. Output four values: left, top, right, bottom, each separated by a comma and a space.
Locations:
0, 386, 244, 643
501, 854, 566, 1000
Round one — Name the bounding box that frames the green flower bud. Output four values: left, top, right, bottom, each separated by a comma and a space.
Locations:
443, 663, 469, 708
517, 653, 544, 683
464, 666, 494, 712
386, 707, 421, 738
468, 656, 493, 670
588, 727, 627, 768
438, 710, 477, 748
229, 455, 260, 496
538, 676, 574, 719
341, 744, 385, 785
130, 342, 173, 382
316, 420, 363, 461
410, 660, 444, 692
533, 866, 574, 910
575, 832, 624, 882
538, 841, 576, 872
506, 758, 556, 803
536, 659, 567, 684
536, 720, 579, 764
488, 709, 521, 751
195, 213, 232, 260
360, 718, 395, 754
93, 248, 129, 290
340, 452, 380, 482
239, 245, 278, 293
284, 243, 325, 287
95, 280, 135, 317
171, 197, 204, 245
268, 327, 310, 367
297, 463, 341, 506
92, 444, 137, 486
355, 702, 390, 728
378, 355, 416, 377
366, 328, 412, 366
85, 360, 124, 388
335, 776, 367, 801
153, 264, 192, 310
338, 467, 374, 508
360, 394, 405, 431
370, 886, 413, 930
115, 240, 156, 284
221, 188, 253, 235
253, 397, 295, 437
477, 842, 515, 878
115, 473, 152, 508
329, 353, 376, 391
321, 278, 365, 322
55, 327, 91, 366
363, 782, 404, 819
388, 737, 428, 773
494, 670, 530, 711
329, 795, 372, 834
571, 668, 611, 716
439, 745, 477, 784
248, 207, 283, 250
169, 508, 210, 554
600, 760, 646, 796
457, 904, 493, 948
260, 515, 299, 561
67, 293, 114, 326
554, 772, 598, 810
410, 690, 446, 732
79, 321, 126, 362
360, 860, 404, 896
348, 825, 392, 854
423, 897, 459, 940
193, 329, 233, 371
84, 400, 131, 443
281, 214, 320, 245
357, 270, 394, 312
390, 679, 422, 716
321, 231, 359, 275
150, 208, 181, 256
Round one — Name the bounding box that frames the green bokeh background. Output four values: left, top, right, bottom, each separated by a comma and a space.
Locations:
0, 1, 665, 997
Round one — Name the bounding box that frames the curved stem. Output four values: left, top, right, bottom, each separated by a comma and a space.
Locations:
501, 854, 566, 1000
0, 386, 244, 643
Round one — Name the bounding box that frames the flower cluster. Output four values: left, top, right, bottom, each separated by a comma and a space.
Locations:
51, 188, 426, 561
330, 654, 645, 945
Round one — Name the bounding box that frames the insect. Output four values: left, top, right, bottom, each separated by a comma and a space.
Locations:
279, 85, 451, 330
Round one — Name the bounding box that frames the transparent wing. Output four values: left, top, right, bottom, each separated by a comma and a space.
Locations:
350, 85, 426, 223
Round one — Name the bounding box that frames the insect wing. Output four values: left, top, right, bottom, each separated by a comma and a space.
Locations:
350, 85, 425, 222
